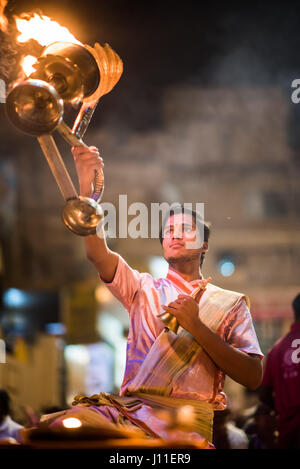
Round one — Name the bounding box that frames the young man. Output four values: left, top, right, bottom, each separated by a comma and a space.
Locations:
46, 146, 263, 447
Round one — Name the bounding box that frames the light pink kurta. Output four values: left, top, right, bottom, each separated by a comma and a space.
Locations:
102, 255, 263, 410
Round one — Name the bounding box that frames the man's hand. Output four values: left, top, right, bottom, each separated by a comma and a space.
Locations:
161, 294, 201, 334
162, 293, 263, 390
72, 146, 104, 197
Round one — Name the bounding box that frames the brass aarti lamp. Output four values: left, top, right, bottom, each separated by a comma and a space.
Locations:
6, 41, 123, 235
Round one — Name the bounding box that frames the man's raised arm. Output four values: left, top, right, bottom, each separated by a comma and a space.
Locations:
72, 145, 119, 283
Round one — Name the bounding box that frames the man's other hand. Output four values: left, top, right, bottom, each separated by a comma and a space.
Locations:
161, 294, 201, 333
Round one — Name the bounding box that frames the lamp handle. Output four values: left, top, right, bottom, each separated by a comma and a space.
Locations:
57, 119, 104, 202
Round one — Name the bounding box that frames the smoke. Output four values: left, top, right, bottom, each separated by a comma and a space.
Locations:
0, 30, 18, 82
0, 1, 20, 82
0, 7, 43, 83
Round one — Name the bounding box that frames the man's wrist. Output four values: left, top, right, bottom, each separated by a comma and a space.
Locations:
79, 183, 92, 197
192, 317, 209, 346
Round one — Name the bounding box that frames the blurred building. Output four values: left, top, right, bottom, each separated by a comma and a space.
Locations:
1, 85, 299, 413
93, 86, 300, 355
160, 86, 300, 354
0, 331, 64, 422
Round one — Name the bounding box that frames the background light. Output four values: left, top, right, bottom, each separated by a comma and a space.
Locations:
148, 256, 168, 278
218, 259, 235, 277
64, 345, 89, 365
45, 323, 66, 335
95, 284, 114, 304
3, 289, 28, 308
62, 417, 82, 429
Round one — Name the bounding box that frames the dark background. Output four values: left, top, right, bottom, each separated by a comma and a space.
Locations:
3, 0, 300, 133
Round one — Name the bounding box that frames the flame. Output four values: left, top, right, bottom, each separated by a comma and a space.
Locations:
0, 0, 8, 32
15, 13, 82, 47
22, 55, 38, 76
15, 13, 82, 76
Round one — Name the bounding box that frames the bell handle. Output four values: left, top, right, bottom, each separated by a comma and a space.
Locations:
72, 103, 97, 140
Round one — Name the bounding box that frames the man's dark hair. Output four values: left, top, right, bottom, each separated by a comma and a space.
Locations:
159, 204, 211, 267
292, 293, 300, 322
0, 389, 10, 416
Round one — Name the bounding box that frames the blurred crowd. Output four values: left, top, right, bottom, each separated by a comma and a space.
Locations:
213, 402, 278, 449
0, 386, 297, 449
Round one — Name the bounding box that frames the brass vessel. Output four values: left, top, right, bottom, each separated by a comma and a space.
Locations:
6, 41, 123, 236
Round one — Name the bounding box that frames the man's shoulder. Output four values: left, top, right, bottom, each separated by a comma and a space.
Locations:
204, 283, 250, 316
207, 283, 248, 303
139, 273, 173, 289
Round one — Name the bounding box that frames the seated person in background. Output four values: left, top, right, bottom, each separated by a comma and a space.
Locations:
246, 404, 277, 449
213, 408, 249, 449
0, 389, 23, 443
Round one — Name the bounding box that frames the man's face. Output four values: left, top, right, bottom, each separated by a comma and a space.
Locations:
162, 213, 206, 263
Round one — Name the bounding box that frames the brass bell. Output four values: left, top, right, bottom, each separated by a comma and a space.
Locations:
157, 311, 179, 334
157, 283, 209, 335
6, 78, 64, 136
61, 196, 103, 237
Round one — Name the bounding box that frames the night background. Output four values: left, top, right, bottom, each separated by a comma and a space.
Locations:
3, 0, 300, 132
0, 0, 300, 448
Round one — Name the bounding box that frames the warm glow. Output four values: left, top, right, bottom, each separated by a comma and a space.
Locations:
15, 13, 82, 47
22, 55, 37, 76
62, 417, 82, 429
95, 284, 114, 304
177, 405, 195, 426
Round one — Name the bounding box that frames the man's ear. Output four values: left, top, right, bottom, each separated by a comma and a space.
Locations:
201, 241, 209, 252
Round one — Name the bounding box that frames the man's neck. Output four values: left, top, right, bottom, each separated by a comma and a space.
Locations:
168, 264, 202, 283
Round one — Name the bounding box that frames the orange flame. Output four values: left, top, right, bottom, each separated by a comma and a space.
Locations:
0, 0, 8, 32
15, 13, 82, 76
15, 13, 82, 47
22, 55, 38, 77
